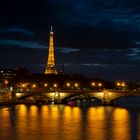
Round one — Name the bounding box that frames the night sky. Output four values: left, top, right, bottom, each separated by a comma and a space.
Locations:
0, 0, 140, 81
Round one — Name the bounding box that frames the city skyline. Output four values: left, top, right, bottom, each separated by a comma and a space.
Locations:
0, 0, 140, 81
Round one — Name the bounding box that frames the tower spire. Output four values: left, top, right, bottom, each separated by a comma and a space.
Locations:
45, 27, 57, 74
51, 25, 53, 32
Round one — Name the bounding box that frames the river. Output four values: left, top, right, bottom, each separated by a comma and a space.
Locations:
0, 97, 140, 140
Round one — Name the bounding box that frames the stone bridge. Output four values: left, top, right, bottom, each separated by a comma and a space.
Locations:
11, 89, 140, 105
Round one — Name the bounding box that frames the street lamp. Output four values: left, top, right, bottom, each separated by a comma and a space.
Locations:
53, 83, 58, 88
74, 82, 79, 89
98, 83, 102, 87
116, 81, 126, 90
44, 83, 48, 87
22, 83, 26, 88
4, 80, 9, 85
121, 82, 125, 87
66, 82, 70, 87
91, 82, 95, 86
116, 82, 121, 86
32, 84, 37, 88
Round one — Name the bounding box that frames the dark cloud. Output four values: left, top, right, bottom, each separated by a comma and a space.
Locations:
0, 0, 140, 80
1, 28, 34, 36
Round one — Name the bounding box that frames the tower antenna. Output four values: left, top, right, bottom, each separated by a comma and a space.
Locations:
51, 25, 53, 32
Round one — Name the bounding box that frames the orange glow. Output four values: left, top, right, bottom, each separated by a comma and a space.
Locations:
30, 106, 38, 117
4, 80, 8, 85
22, 84, 26, 87
87, 107, 106, 140
91, 82, 95, 86
121, 82, 125, 87
32, 84, 36, 88
98, 83, 102, 87
66, 82, 70, 87
18, 105, 28, 117
53, 83, 58, 88
16, 93, 21, 97
117, 82, 121, 86
44, 83, 48, 87
116, 81, 126, 87
112, 108, 130, 139
74, 83, 79, 87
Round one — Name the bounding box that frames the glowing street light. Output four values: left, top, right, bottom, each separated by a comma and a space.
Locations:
116, 81, 126, 89
44, 83, 48, 87
4, 80, 9, 85
74, 83, 79, 88
122, 82, 125, 87
91, 82, 95, 86
116, 82, 121, 86
98, 83, 102, 87
22, 83, 26, 88
32, 84, 37, 88
66, 82, 70, 87
53, 83, 58, 88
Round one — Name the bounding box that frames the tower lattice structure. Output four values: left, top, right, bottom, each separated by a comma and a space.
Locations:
45, 27, 57, 74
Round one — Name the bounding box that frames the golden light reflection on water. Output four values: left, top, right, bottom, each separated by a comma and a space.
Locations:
41, 105, 49, 119
62, 106, 82, 140
17, 105, 27, 117
112, 108, 130, 140
63, 106, 81, 120
0, 108, 9, 116
87, 107, 106, 140
30, 105, 38, 116
0, 105, 140, 140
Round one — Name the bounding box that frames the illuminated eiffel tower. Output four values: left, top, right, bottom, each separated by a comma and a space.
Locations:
45, 26, 57, 74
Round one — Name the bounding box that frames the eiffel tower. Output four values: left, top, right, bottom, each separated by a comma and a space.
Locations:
45, 26, 57, 74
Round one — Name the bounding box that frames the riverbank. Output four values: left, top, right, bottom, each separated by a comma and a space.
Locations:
1, 100, 140, 108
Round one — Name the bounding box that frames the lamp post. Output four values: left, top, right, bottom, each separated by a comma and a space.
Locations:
116, 81, 126, 90
66, 82, 70, 87
91, 82, 103, 90
43, 83, 48, 92
53, 83, 58, 88
74, 82, 79, 90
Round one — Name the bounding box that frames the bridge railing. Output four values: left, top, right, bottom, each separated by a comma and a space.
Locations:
14, 89, 104, 93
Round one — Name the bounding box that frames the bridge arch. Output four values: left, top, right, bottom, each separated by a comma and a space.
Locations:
61, 92, 103, 103
17, 93, 51, 100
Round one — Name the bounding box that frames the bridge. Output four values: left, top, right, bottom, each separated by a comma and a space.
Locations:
9, 89, 140, 105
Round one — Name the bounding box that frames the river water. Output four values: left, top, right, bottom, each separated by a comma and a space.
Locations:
0, 98, 140, 140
